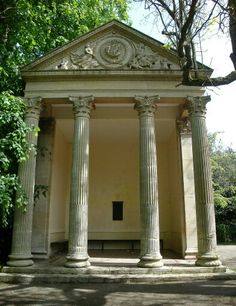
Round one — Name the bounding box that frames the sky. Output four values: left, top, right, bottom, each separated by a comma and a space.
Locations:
129, 2, 236, 149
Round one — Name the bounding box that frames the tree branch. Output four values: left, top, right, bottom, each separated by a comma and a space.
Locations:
191, 0, 219, 40
150, 0, 180, 28
181, 70, 236, 86
177, 0, 198, 59
0, 6, 15, 19
229, 0, 236, 69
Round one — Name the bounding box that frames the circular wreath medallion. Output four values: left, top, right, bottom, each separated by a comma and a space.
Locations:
95, 37, 133, 68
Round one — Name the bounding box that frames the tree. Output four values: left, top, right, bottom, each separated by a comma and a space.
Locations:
0, 0, 130, 95
0, 1, 130, 262
0, 92, 30, 226
0, 92, 30, 262
209, 133, 236, 243
135, 0, 236, 86
0, 0, 129, 219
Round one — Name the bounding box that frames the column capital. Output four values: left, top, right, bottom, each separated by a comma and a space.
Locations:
186, 96, 211, 117
134, 95, 160, 116
69, 95, 94, 118
24, 97, 42, 118
177, 118, 192, 134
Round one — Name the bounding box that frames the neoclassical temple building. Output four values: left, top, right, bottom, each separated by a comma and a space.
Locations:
7, 20, 221, 268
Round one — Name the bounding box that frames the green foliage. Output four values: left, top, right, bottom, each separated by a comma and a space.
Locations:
0, 0, 130, 260
0, 0, 129, 222
0, 92, 30, 226
209, 132, 236, 243
0, 0, 130, 95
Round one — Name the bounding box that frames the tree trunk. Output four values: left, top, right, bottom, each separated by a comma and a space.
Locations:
229, 0, 236, 69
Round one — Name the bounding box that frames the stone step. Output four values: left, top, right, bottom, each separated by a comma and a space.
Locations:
2, 265, 227, 275
0, 271, 236, 284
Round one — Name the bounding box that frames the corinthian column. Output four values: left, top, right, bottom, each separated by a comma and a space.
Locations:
134, 95, 163, 268
186, 96, 221, 266
65, 95, 94, 268
7, 97, 42, 267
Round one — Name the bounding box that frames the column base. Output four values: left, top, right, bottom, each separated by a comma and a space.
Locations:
7, 254, 34, 267
137, 255, 163, 268
184, 249, 197, 260
65, 254, 90, 268
195, 253, 222, 267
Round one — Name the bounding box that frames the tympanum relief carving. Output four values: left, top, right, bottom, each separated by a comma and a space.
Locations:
54, 34, 179, 71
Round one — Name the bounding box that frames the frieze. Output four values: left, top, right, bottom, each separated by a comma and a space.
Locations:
54, 35, 178, 71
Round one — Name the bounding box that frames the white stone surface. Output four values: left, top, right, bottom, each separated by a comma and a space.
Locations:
135, 96, 163, 268
65, 96, 94, 268
178, 120, 198, 258
187, 96, 221, 267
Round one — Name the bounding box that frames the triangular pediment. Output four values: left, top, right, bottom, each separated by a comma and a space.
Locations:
22, 20, 181, 73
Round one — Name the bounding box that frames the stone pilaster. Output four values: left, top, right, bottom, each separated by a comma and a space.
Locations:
134, 95, 163, 268
177, 118, 198, 259
7, 97, 42, 267
65, 95, 94, 268
32, 118, 55, 258
186, 96, 221, 266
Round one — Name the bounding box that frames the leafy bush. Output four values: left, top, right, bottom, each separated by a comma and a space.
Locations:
209, 133, 236, 243
0, 92, 29, 227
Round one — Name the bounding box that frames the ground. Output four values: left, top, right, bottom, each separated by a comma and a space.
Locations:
0, 245, 235, 305
0, 280, 235, 305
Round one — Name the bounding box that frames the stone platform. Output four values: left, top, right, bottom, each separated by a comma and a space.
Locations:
1, 250, 235, 284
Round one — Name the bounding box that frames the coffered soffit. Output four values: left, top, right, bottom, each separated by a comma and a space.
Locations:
22, 20, 182, 74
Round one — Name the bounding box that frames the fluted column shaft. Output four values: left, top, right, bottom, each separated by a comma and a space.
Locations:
187, 96, 221, 267
7, 97, 42, 267
134, 95, 163, 268
65, 95, 94, 268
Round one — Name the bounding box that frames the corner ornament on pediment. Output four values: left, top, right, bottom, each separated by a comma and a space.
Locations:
134, 95, 160, 116
69, 96, 95, 118
55, 36, 175, 71
186, 96, 211, 118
